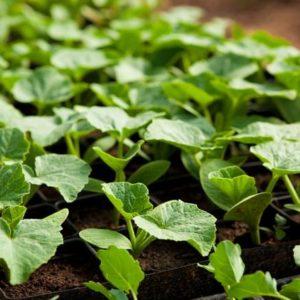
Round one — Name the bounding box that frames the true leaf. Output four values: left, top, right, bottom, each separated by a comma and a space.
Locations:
0, 164, 30, 209
80, 229, 132, 250
0, 127, 29, 163
251, 141, 300, 175
280, 278, 300, 299
27, 154, 91, 202
134, 200, 216, 256
12, 66, 74, 105
144, 119, 206, 152
0, 208, 68, 285
102, 182, 152, 220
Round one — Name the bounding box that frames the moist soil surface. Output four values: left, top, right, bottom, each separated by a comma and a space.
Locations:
167, 0, 300, 48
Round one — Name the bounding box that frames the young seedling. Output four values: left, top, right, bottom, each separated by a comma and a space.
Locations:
86, 246, 144, 300
80, 182, 216, 257
0, 206, 68, 285
251, 140, 300, 211
200, 240, 300, 300
200, 159, 271, 244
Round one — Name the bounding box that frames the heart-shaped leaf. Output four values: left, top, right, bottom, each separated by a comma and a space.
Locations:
134, 200, 216, 256
27, 154, 91, 202
0, 207, 68, 285
12, 66, 74, 105
102, 182, 152, 220
251, 141, 300, 175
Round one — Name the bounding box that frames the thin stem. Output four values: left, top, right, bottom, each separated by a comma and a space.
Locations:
283, 175, 300, 205
65, 134, 78, 157
131, 290, 138, 300
117, 138, 124, 158
265, 174, 279, 193
203, 106, 212, 124
126, 219, 136, 248
250, 226, 261, 245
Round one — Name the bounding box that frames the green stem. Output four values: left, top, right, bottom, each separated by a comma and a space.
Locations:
126, 219, 136, 248
283, 175, 300, 205
117, 138, 124, 158
265, 174, 279, 193
65, 134, 78, 157
250, 226, 261, 245
131, 290, 138, 300
203, 106, 212, 124
73, 136, 81, 157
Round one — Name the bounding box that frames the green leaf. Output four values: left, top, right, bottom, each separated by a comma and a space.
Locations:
200, 159, 234, 211
128, 160, 170, 185
294, 245, 300, 266
0, 128, 29, 163
102, 182, 152, 220
80, 229, 132, 250
51, 48, 113, 71
83, 178, 103, 194
134, 200, 216, 256
190, 53, 258, 80
0, 164, 30, 209
93, 140, 143, 173
227, 122, 300, 144
280, 278, 300, 299
0, 98, 23, 127
199, 240, 245, 290
2, 206, 26, 230
0, 208, 68, 285
27, 154, 91, 202
85, 281, 128, 300
228, 271, 281, 299
208, 166, 257, 210
224, 193, 272, 244
144, 119, 206, 152
48, 21, 81, 41
98, 246, 144, 296
12, 66, 74, 105
251, 141, 300, 175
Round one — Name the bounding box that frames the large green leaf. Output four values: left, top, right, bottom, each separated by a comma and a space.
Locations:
208, 166, 257, 210
251, 141, 300, 175
228, 271, 281, 299
27, 154, 91, 202
0, 164, 30, 209
228, 122, 300, 144
224, 193, 272, 244
80, 229, 132, 250
199, 241, 245, 290
0, 128, 29, 163
102, 182, 152, 220
200, 159, 234, 211
134, 200, 216, 256
98, 247, 144, 296
144, 119, 206, 152
0, 98, 23, 127
0, 207, 68, 285
12, 66, 73, 105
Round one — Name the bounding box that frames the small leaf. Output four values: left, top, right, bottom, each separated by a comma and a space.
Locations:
102, 182, 152, 220
0, 208, 68, 285
199, 240, 245, 290
12, 66, 74, 105
93, 141, 143, 173
128, 160, 170, 185
80, 229, 132, 249
144, 119, 206, 152
251, 140, 300, 175
200, 159, 234, 211
0, 164, 30, 209
224, 193, 272, 244
2, 206, 26, 230
228, 271, 280, 299
28, 154, 91, 202
98, 247, 144, 295
280, 278, 300, 299
0, 128, 29, 163
208, 165, 257, 210
134, 200, 216, 256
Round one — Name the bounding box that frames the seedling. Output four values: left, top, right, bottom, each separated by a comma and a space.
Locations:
80, 182, 216, 256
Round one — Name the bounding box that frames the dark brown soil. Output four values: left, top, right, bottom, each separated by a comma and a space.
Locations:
167, 0, 300, 48
217, 221, 249, 242
0, 256, 101, 299
139, 240, 200, 273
